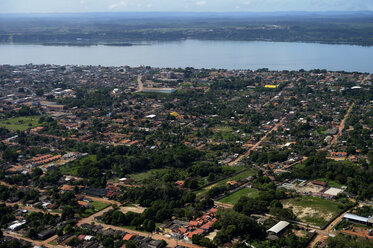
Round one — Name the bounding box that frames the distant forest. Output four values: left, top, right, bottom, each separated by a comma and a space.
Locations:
0, 11, 373, 45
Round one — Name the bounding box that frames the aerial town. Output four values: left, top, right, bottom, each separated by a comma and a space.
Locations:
0, 64, 372, 248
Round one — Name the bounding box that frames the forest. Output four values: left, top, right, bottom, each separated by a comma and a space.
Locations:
0, 12, 373, 45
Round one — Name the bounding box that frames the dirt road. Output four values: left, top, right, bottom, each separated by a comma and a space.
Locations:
3, 231, 64, 248
137, 75, 144, 92
76, 205, 199, 248
320, 103, 355, 151
229, 115, 287, 166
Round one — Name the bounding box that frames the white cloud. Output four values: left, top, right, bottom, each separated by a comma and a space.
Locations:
196, 1, 207, 6
108, 1, 128, 9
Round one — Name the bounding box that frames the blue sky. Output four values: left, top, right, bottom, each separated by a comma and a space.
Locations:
0, 0, 372, 13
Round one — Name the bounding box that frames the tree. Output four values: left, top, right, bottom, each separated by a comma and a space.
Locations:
2, 148, 18, 163
62, 206, 75, 220
27, 228, 37, 239
102, 237, 114, 248
214, 209, 265, 244
145, 220, 156, 232
36, 89, 44, 96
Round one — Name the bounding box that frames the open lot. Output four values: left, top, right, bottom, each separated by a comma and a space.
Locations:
80, 201, 110, 218
282, 196, 347, 227
0, 116, 40, 131
218, 187, 260, 205
120, 205, 146, 214
129, 168, 172, 183
196, 168, 256, 197
59, 155, 97, 176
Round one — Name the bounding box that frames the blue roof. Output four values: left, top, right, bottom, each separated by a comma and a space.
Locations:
343, 213, 368, 222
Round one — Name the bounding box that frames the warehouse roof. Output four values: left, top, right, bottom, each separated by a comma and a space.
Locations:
324, 187, 344, 196
267, 221, 290, 234
343, 213, 368, 223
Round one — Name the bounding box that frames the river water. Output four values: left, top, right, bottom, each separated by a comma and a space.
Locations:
0, 40, 372, 72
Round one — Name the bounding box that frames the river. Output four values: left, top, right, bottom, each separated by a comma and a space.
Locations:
0, 40, 372, 72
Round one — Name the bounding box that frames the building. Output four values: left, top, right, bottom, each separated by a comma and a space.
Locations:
311, 180, 327, 187
37, 229, 55, 240
267, 221, 290, 236
326, 128, 338, 135
343, 213, 373, 226
265, 85, 279, 89
323, 187, 344, 198
142, 87, 176, 94
8, 221, 26, 231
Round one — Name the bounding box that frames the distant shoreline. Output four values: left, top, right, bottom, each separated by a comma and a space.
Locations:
40, 42, 152, 47
0, 39, 371, 47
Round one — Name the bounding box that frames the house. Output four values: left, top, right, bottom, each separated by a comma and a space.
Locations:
200, 221, 213, 231
83, 188, 108, 197
147, 240, 163, 248
226, 181, 238, 187
60, 184, 74, 192
175, 181, 185, 187
326, 128, 338, 135
77, 201, 90, 208
123, 234, 136, 241
37, 229, 55, 240
311, 180, 327, 187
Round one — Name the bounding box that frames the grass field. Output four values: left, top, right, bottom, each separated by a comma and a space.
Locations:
314, 178, 344, 188
218, 187, 260, 205
90, 201, 110, 211
48, 241, 58, 246
59, 155, 97, 176
210, 125, 234, 133
129, 168, 170, 183
80, 201, 110, 217
0, 116, 40, 131
196, 168, 257, 197
282, 196, 347, 227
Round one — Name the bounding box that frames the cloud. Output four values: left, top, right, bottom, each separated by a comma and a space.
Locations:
108, 1, 128, 9
196, 1, 207, 6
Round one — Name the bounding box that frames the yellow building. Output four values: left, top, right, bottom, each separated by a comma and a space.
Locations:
170, 112, 179, 117
265, 85, 278, 89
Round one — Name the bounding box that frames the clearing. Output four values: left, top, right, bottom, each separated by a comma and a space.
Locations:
196, 168, 256, 197
282, 196, 347, 227
218, 187, 260, 205
0, 116, 40, 131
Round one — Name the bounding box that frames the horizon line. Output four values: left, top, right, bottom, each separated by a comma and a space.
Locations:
1, 10, 373, 15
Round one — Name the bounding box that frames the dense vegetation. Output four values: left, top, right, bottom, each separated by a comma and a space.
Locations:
288, 152, 373, 199
1, 12, 373, 45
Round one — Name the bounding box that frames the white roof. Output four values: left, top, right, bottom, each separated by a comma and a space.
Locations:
344, 213, 368, 222
84, 235, 94, 241
324, 187, 344, 196
267, 221, 290, 234
351, 86, 362, 89
146, 114, 156, 118
8, 221, 26, 230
